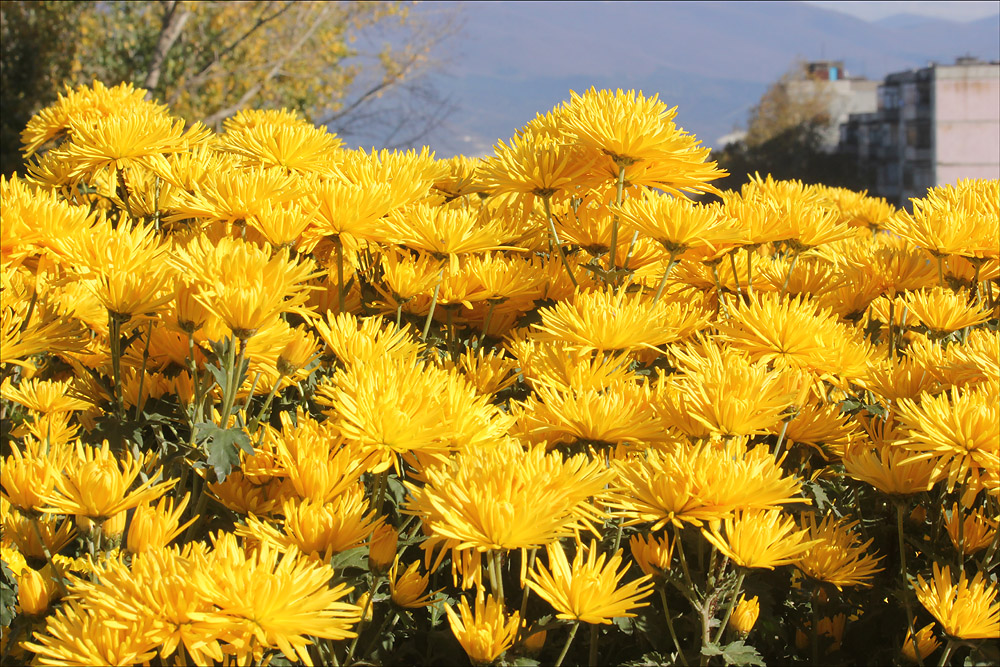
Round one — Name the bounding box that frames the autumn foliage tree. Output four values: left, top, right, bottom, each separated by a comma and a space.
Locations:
712, 60, 869, 193
0, 0, 458, 175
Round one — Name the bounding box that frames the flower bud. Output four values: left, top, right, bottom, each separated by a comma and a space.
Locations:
17, 565, 59, 616
728, 594, 760, 635
368, 523, 398, 575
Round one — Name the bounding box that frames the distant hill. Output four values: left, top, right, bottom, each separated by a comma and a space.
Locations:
344, 2, 1000, 157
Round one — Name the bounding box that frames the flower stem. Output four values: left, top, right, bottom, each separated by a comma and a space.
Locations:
937, 639, 954, 667
543, 195, 578, 288
133, 321, 154, 422
336, 238, 346, 314
896, 503, 925, 667
653, 249, 681, 304
608, 164, 627, 271
30, 518, 68, 597
660, 588, 689, 666
372, 469, 389, 516
589, 623, 599, 667
745, 246, 754, 297
247, 374, 285, 435
346, 576, 382, 662
728, 251, 742, 301
421, 269, 444, 341
781, 251, 800, 296
713, 570, 746, 644
554, 622, 579, 667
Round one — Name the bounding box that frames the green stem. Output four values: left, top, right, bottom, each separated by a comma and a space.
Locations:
712, 570, 746, 644
553, 622, 580, 667
653, 249, 681, 304
421, 269, 444, 341
897, 504, 925, 667
543, 195, 579, 288
773, 418, 791, 457
710, 263, 729, 318
608, 164, 627, 271
781, 251, 800, 296
337, 238, 346, 313
133, 321, 154, 422
360, 607, 397, 661
589, 623, 599, 667
516, 548, 538, 644
30, 518, 68, 597
888, 298, 896, 363
936, 255, 945, 288
745, 247, 754, 298
672, 523, 694, 594
660, 588, 689, 666
372, 469, 389, 516
728, 251, 742, 301
622, 230, 640, 270
481, 300, 498, 340
937, 639, 954, 667
811, 585, 820, 666
346, 576, 382, 662
108, 313, 125, 422
219, 336, 247, 426
247, 374, 285, 435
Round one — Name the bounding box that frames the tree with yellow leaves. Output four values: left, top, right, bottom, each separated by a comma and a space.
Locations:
0, 0, 458, 174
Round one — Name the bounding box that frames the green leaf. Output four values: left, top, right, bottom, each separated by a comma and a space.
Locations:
196, 422, 252, 482
702, 640, 765, 667
0, 558, 16, 627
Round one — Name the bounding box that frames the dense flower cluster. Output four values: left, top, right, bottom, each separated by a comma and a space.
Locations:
1, 81, 998, 666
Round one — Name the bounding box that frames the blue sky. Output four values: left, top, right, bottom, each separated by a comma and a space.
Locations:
806, 1, 1000, 22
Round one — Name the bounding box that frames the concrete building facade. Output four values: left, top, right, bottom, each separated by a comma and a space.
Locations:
840, 58, 1000, 206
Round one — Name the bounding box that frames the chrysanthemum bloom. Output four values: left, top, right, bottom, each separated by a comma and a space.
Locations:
2, 511, 76, 561
170, 235, 318, 339
1, 292, 88, 369
196, 533, 362, 665
904, 286, 991, 336
901, 623, 941, 663
389, 556, 436, 609
384, 203, 522, 273
914, 563, 1000, 640
17, 564, 60, 615
795, 513, 883, 589
728, 594, 760, 635
41, 440, 175, 522
670, 338, 796, 438
527, 539, 653, 625
318, 351, 511, 473
270, 411, 374, 504
126, 494, 196, 554
519, 380, 665, 448
717, 291, 872, 381
612, 441, 804, 531
314, 311, 422, 368
895, 381, 999, 491
0, 378, 90, 415
533, 286, 710, 354
369, 523, 399, 575
796, 613, 848, 653
561, 88, 724, 189
406, 440, 612, 554
1, 440, 69, 513
702, 509, 817, 570
264, 490, 379, 560
945, 503, 997, 555
219, 119, 341, 175
299, 178, 396, 252
24, 601, 161, 666
446, 592, 521, 666
843, 441, 942, 497
629, 532, 673, 581
68, 544, 235, 664
615, 192, 742, 258
885, 180, 1000, 260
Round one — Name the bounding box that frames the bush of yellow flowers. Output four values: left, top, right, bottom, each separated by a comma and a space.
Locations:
1, 80, 998, 667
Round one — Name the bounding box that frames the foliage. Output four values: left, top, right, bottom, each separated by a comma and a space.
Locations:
0, 0, 457, 176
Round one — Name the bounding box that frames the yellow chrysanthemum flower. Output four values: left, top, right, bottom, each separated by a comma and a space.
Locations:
944, 503, 997, 555
914, 563, 1000, 640
389, 555, 437, 609
195, 533, 362, 665
527, 539, 653, 625
729, 594, 760, 635
701, 509, 817, 570
901, 623, 941, 663
895, 382, 999, 491
445, 592, 521, 666
23, 601, 161, 666
795, 513, 884, 589
41, 440, 175, 522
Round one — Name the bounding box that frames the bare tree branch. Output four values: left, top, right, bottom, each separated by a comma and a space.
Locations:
144, 0, 192, 95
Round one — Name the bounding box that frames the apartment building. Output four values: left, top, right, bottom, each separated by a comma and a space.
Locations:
840, 57, 1000, 206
